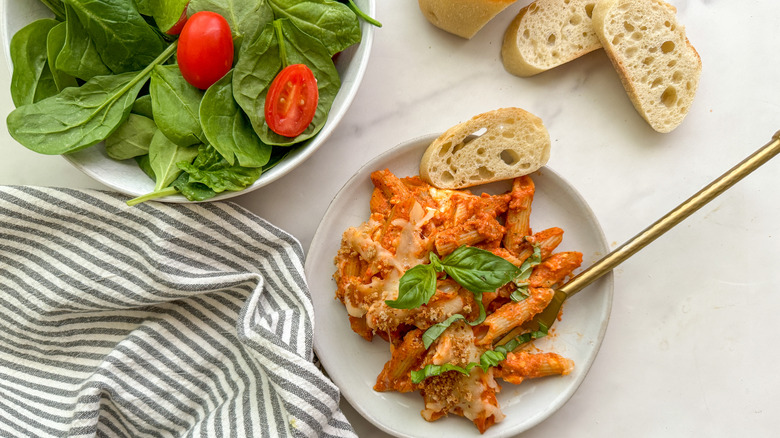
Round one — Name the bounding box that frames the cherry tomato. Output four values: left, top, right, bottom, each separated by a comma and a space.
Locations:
264, 64, 319, 138
177, 11, 233, 90
165, 7, 189, 36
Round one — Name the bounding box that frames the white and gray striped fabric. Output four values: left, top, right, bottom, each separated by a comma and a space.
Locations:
0, 186, 356, 438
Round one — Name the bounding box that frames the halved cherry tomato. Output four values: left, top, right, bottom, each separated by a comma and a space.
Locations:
264, 64, 319, 137
177, 11, 233, 90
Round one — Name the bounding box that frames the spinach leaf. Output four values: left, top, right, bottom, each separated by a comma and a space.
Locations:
146, 0, 189, 33
131, 94, 154, 119
173, 172, 217, 202
233, 19, 340, 146
199, 70, 272, 167
344, 0, 381, 27
45, 22, 79, 92
7, 42, 177, 155
10, 19, 60, 107
268, 0, 361, 56
105, 113, 157, 160
134, 0, 154, 16
135, 154, 154, 179
177, 144, 263, 193
385, 264, 438, 309
56, 4, 112, 81
188, 0, 273, 49
150, 64, 204, 147
63, 0, 166, 74
148, 130, 199, 191
39, 0, 67, 21
434, 246, 522, 293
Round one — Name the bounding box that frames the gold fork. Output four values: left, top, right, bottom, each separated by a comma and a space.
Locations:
524, 131, 780, 335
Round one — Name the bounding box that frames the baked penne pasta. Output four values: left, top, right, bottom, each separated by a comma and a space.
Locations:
333, 169, 583, 433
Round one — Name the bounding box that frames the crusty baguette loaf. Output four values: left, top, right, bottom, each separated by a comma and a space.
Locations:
502, 0, 602, 77
418, 0, 518, 39
420, 108, 551, 189
592, 0, 701, 133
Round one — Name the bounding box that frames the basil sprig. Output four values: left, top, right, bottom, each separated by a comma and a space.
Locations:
510, 244, 542, 301
386, 246, 521, 309
410, 322, 549, 384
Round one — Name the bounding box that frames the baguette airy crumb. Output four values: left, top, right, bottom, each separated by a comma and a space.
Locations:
502, 0, 602, 77
420, 108, 551, 189
592, 0, 702, 133
418, 0, 518, 39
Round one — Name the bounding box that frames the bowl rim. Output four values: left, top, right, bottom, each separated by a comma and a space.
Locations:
0, 0, 377, 203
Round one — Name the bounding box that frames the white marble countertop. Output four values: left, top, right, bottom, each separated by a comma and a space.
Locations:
1, 0, 779, 436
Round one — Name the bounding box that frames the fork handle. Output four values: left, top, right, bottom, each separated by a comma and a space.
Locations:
558, 130, 780, 298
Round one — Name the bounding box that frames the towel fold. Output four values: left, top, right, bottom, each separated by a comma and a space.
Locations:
0, 186, 356, 438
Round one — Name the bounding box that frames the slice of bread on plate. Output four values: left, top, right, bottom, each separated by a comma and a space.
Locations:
502, 0, 602, 77
420, 107, 551, 189
418, 0, 518, 39
592, 0, 702, 133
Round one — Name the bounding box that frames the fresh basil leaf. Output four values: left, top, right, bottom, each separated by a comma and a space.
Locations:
199, 70, 272, 167
386, 264, 437, 309
511, 244, 542, 301
268, 0, 361, 56
9, 19, 60, 107
410, 363, 476, 385
150, 64, 204, 147
422, 314, 464, 349
177, 144, 263, 193
63, 0, 166, 74
56, 4, 112, 81
105, 113, 157, 160
440, 246, 521, 293
148, 130, 199, 191
46, 22, 79, 92
421, 292, 486, 348
412, 323, 550, 384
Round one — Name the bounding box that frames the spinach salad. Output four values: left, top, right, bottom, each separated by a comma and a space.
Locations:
7, 0, 379, 204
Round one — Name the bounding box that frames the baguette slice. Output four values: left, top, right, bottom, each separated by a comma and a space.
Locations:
592, 0, 702, 133
420, 108, 550, 189
418, 0, 518, 39
502, 0, 602, 77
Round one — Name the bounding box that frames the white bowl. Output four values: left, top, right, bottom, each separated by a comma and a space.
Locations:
1, 0, 375, 202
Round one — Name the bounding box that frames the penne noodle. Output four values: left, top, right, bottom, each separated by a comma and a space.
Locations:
529, 251, 583, 288
497, 351, 575, 385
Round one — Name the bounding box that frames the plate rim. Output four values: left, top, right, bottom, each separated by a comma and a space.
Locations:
305, 133, 614, 437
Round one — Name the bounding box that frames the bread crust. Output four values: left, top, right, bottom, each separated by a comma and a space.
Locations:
502, 0, 602, 77
418, 0, 518, 39
592, 0, 702, 132
420, 108, 551, 189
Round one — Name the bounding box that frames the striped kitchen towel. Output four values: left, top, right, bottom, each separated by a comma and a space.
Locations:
0, 186, 356, 438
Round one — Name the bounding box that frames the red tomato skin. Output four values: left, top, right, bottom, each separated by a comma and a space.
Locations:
264, 64, 319, 138
165, 8, 189, 36
177, 11, 233, 90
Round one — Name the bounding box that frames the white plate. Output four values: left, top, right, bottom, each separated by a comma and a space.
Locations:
305, 134, 614, 437
0, 0, 375, 202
